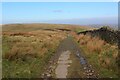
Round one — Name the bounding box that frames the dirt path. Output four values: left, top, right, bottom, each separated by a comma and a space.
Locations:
42, 36, 99, 78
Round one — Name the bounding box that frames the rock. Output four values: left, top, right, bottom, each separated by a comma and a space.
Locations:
88, 69, 92, 72
42, 73, 46, 76
89, 73, 93, 76
47, 73, 51, 77
89, 65, 92, 67
92, 70, 94, 73
83, 67, 87, 70
49, 66, 52, 68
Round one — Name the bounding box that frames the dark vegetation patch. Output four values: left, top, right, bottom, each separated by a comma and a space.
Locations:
3, 32, 35, 37
78, 26, 119, 45
57, 28, 71, 32
42, 28, 55, 31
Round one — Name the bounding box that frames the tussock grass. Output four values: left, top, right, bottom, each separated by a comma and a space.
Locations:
2, 28, 67, 78
73, 33, 119, 78
86, 36, 105, 53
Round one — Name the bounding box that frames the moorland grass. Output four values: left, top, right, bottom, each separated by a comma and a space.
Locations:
2, 29, 66, 78
72, 33, 119, 78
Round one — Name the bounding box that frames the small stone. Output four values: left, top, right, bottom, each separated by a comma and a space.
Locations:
89, 65, 92, 67
47, 75, 51, 77
88, 70, 91, 72
42, 74, 44, 76
83, 67, 87, 70
89, 73, 93, 76
68, 65, 70, 67
46, 73, 50, 76
92, 70, 94, 73
49, 66, 52, 68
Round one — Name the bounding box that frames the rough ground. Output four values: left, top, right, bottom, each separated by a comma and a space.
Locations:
42, 36, 99, 78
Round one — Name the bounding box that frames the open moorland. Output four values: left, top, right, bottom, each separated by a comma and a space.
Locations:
2, 24, 119, 78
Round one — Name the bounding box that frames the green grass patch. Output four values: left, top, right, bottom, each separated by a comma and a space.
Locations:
2, 51, 55, 78
74, 28, 87, 34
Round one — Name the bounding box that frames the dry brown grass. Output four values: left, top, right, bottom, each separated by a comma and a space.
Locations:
112, 52, 118, 59
3, 29, 67, 60
77, 34, 105, 53
2, 24, 93, 32
87, 37, 105, 53
73, 33, 118, 77
104, 58, 111, 66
